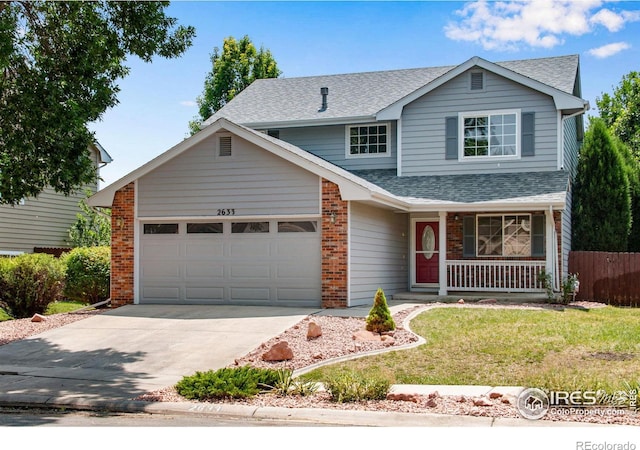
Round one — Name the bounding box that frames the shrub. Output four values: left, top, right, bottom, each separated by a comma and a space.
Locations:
63, 246, 110, 303
268, 367, 319, 397
366, 288, 395, 333
175, 366, 282, 400
324, 370, 390, 403
0, 254, 65, 318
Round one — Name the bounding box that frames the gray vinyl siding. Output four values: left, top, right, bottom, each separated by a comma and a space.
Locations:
0, 149, 101, 254
277, 123, 397, 171
401, 68, 559, 176
349, 202, 408, 306
137, 133, 321, 217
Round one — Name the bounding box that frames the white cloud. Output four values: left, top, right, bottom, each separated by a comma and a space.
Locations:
587, 41, 631, 58
180, 100, 197, 107
444, 0, 640, 51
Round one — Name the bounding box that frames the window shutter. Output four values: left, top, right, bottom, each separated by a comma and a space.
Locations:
445, 116, 458, 160
531, 214, 545, 257
521, 112, 535, 157
463, 215, 476, 257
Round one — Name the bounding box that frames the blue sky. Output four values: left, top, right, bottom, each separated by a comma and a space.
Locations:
90, 0, 640, 187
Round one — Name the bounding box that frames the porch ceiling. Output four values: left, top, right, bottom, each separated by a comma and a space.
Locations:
352, 170, 569, 208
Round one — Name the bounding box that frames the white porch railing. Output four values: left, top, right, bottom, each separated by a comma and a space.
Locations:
446, 260, 546, 292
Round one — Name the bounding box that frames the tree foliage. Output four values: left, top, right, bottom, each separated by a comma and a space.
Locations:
366, 288, 396, 334
596, 71, 640, 160
68, 197, 111, 247
189, 35, 280, 134
615, 138, 640, 252
0, 1, 195, 204
572, 118, 631, 252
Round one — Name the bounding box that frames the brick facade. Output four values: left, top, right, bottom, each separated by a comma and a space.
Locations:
321, 179, 349, 308
110, 183, 135, 307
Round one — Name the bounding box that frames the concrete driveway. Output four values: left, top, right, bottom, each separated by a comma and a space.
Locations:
0, 305, 318, 406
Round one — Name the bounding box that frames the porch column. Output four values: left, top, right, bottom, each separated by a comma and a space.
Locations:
438, 211, 448, 295
544, 207, 557, 290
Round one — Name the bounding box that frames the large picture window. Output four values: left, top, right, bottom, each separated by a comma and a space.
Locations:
477, 214, 531, 256
346, 123, 389, 157
461, 110, 518, 158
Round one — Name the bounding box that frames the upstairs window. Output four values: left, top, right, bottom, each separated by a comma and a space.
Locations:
346, 123, 389, 157
460, 110, 519, 158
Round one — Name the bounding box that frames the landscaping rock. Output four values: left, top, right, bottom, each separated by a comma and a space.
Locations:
426, 397, 438, 408
352, 329, 381, 342
307, 322, 322, 340
381, 335, 395, 346
31, 314, 47, 323
261, 341, 293, 361
473, 397, 493, 407
387, 393, 419, 403
457, 299, 465, 304
489, 392, 503, 399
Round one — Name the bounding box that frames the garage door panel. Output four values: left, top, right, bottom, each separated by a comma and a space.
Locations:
229, 240, 270, 257
276, 262, 319, 279
276, 287, 321, 301
185, 262, 224, 278
230, 264, 271, 279
141, 262, 180, 278
275, 240, 317, 257
142, 286, 180, 301
230, 287, 271, 301
142, 241, 181, 258
185, 287, 224, 300
185, 242, 224, 257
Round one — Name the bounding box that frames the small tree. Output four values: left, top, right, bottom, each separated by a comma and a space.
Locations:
572, 118, 631, 251
188, 35, 281, 134
68, 198, 111, 247
366, 288, 396, 333
615, 138, 640, 251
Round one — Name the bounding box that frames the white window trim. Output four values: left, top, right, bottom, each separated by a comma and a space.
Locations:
476, 213, 532, 257
345, 122, 391, 159
458, 109, 521, 161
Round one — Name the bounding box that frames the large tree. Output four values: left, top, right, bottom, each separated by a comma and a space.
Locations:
596, 71, 640, 160
572, 118, 631, 252
0, 1, 195, 205
189, 35, 280, 134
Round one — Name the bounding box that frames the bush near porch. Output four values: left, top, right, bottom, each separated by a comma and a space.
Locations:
302, 306, 640, 394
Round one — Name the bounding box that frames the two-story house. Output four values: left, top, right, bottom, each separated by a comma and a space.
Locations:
89, 55, 589, 309
0, 142, 113, 256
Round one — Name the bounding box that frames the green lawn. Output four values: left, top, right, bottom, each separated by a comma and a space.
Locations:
302, 306, 640, 392
0, 308, 11, 322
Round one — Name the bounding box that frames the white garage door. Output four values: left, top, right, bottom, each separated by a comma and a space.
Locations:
139, 220, 321, 306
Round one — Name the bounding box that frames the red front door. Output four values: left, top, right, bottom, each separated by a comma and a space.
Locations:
415, 221, 439, 284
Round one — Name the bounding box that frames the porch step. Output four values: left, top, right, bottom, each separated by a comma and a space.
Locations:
391, 291, 549, 304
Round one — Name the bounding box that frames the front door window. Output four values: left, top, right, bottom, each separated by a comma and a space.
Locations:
415, 221, 439, 284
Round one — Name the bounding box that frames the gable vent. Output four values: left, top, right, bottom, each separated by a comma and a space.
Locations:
470, 72, 484, 91
218, 135, 232, 157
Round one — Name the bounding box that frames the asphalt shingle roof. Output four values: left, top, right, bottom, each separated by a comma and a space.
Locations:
351, 169, 570, 204
205, 55, 579, 126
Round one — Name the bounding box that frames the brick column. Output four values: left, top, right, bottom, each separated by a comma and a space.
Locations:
321, 179, 348, 308
111, 183, 135, 307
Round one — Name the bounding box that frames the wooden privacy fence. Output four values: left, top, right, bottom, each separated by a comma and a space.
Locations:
568, 251, 640, 307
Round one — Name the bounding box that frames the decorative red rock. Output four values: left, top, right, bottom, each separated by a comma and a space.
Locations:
261, 341, 293, 361
307, 322, 322, 340
31, 314, 46, 323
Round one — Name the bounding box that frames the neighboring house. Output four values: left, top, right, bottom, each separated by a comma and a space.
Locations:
89, 55, 588, 309
0, 143, 112, 255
